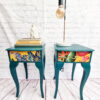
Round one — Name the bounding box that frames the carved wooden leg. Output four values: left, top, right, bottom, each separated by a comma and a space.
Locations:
54, 62, 64, 98
23, 62, 28, 80
80, 63, 91, 100
35, 62, 44, 98
53, 55, 56, 80
9, 62, 19, 97
43, 56, 45, 80
71, 63, 76, 81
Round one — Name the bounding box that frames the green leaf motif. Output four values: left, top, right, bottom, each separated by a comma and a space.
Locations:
66, 52, 76, 62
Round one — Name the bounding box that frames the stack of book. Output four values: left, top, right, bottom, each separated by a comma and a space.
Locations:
15, 38, 43, 47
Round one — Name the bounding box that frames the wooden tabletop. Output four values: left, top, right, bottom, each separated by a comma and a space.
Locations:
6, 44, 45, 51
55, 44, 94, 51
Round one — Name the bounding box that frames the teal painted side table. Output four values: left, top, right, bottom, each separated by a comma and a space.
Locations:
54, 44, 94, 100
6, 45, 45, 98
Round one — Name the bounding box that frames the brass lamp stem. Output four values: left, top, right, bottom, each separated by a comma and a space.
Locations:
63, 14, 66, 43
63, 0, 66, 43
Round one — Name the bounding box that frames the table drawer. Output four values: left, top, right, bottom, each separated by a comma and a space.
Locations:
58, 51, 91, 62
9, 51, 41, 62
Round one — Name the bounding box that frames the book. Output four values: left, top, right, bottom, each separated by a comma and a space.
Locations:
15, 38, 43, 47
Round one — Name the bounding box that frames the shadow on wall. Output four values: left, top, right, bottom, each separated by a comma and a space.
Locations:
0, 2, 17, 46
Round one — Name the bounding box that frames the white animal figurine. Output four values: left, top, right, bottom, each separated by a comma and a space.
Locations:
30, 24, 40, 39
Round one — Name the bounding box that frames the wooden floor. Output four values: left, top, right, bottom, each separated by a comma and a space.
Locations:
0, 78, 100, 100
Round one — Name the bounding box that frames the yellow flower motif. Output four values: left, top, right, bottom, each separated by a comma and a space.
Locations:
19, 51, 28, 56
10, 54, 17, 61
31, 51, 37, 55
75, 56, 82, 62
35, 57, 39, 61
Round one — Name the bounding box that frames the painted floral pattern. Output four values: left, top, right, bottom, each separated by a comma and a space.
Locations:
58, 51, 91, 62
9, 51, 41, 62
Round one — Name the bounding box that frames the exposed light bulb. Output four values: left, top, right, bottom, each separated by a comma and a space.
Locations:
56, 5, 64, 19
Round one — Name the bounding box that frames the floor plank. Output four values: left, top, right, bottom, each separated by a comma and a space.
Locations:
0, 79, 100, 100
46, 80, 61, 100
4, 79, 30, 100
0, 79, 15, 100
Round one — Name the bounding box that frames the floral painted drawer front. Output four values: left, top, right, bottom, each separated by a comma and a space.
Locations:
58, 51, 91, 62
9, 51, 41, 62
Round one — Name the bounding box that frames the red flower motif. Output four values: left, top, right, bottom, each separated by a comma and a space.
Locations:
76, 52, 89, 56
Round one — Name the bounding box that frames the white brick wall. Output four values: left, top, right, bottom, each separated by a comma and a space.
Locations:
0, 0, 100, 79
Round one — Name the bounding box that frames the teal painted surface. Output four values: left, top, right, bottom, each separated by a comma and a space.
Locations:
7, 44, 45, 51
9, 62, 19, 97
55, 44, 94, 51
7, 47, 44, 51
71, 62, 76, 81
54, 44, 94, 100
80, 62, 91, 100
6, 44, 45, 98
24, 62, 28, 79
7, 44, 45, 62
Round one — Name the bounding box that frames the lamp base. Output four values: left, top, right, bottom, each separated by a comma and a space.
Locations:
56, 42, 71, 46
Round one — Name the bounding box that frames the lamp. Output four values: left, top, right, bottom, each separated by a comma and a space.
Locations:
56, 0, 69, 46
56, 5, 64, 19
56, 0, 64, 19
